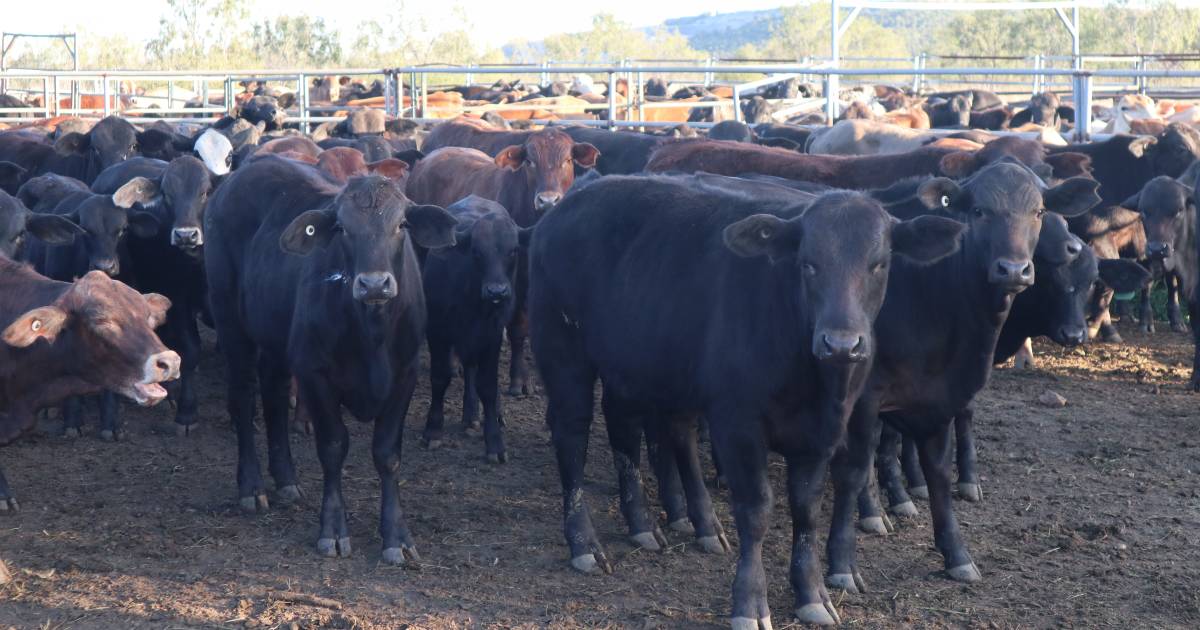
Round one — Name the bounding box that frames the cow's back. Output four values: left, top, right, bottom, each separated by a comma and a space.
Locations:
406, 147, 503, 209
422, 119, 530, 157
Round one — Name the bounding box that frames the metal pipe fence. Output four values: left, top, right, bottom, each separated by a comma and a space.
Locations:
5, 60, 1200, 140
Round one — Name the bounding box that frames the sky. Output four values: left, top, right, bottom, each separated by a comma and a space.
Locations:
4, 0, 790, 51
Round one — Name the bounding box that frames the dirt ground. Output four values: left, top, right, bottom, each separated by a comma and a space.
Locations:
2, 318, 1199, 630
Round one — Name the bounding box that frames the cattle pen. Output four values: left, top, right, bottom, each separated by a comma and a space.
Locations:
7, 58, 1200, 140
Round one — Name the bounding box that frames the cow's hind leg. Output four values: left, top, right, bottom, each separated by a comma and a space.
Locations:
260, 356, 300, 504
61, 396, 84, 438
1169, 272, 1188, 332
97, 391, 120, 441
422, 335, 452, 449
876, 424, 918, 515
602, 393, 666, 552
665, 414, 728, 552
173, 307, 203, 435
954, 408, 982, 502
0, 462, 17, 512
646, 420, 689, 532
901, 434, 928, 499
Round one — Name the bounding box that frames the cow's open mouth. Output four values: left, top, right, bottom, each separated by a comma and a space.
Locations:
126, 382, 168, 406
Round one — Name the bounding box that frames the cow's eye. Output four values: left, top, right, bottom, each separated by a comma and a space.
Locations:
1036, 209, 1046, 218
395, 222, 407, 235
871, 261, 887, 274
802, 262, 817, 276
972, 207, 986, 218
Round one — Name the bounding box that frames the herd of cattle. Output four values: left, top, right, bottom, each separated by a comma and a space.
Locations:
2, 77, 1200, 629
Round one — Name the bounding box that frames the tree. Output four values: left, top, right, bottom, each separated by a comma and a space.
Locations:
145, 0, 249, 69
251, 16, 343, 68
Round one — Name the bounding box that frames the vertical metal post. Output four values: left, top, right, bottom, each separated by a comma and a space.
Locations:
420, 71, 428, 119
224, 77, 234, 116
298, 73, 308, 133
52, 75, 59, 117
636, 70, 644, 126
168, 80, 175, 112
1072, 3, 1081, 70
540, 60, 549, 87
102, 74, 110, 116
1072, 72, 1092, 143
704, 57, 714, 87
733, 84, 742, 123
911, 54, 921, 93
466, 64, 474, 86
41, 77, 48, 118
607, 71, 617, 130
827, 0, 841, 122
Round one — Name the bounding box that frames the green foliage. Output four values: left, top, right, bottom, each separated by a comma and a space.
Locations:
541, 14, 702, 64
764, 4, 909, 61
251, 16, 343, 68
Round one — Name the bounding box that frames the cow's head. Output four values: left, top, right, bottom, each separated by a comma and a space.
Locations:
1149, 123, 1200, 179
2, 271, 179, 406
193, 128, 234, 176
0, 190, 83, 258
240, 95, 287, 131
724, 191, 965, 364
494, 128, 599, 213
61, 183, 161, 275
280, 175, 456, 304
111, 156, 213, 253
1121, 174, 1193, 268
1035, 211, 1085, 266
942, 162, 1100, 295
0, 161, 28, 196
445, 195, 528, 311
1026, 248, 1150, 347
54, 116, 140, 172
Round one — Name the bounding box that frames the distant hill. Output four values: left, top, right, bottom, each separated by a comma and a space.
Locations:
659, 9, 781, 54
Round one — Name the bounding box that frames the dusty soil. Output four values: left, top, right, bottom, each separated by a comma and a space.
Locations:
2, 319, 1200, 630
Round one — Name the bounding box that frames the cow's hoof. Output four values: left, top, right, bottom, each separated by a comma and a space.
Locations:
239, 493, 269, 514
826, 571, 866, 594
570, 553, 601, 573
0, 497, 18, 512
957, 483, 982, 502
890, 501, 919, 518
698, 534, 731, 554
486, 451, 507, 464
908, 485, 929, 500
1172, 322, 1189, 334
276, 485, 302, 504
795, 601, 839, 626
382, 545, 420, 567
859, 515, 893, 535
175, 423, 199, 437
668, 518, 694, 535
1141, 323, 1155, 334
292, 420, 312, 435
631, 529, 666, 552
63, 427, 80, 439
317, 537, 352, 558
99, 429, 119, 442
731, 616, 774, 630
947, 562, 982, 583
463, 422, 481, 437
423, 438, 442, 451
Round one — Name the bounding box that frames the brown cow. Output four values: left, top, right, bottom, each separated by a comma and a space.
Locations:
257, 136, 323, 161
407, 132, 598, 396
645, 137, 1049, 189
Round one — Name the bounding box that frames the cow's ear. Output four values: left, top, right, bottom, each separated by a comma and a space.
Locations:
571, 143, 600, 168
112, 176, 160, 209
393, 149, 424, 168
366, 158, 409, 182
54, 132, 91, 156
1128, 136, 1157, 158
280, 208, 339, 255
1056, 105, 1076, 124
2, 305, 69, 347
406, 204, 458, 249
495, 145, 526, 170
126, 211, 161, 238
1044, 177, 1101, 218
1120, 191, 1141, 211
890, 215, 966, 265
518, 226, 534, 250
25, 213, 85, 245
142, 293, 171, 327
723, 214, 801, 263
1098, 258, 1152, 293
938, 151, 978, 178
915, 177, 960, 211
1008, 108, 1033, 128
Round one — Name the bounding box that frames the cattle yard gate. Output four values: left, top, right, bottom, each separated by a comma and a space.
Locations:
4, 57, 1200, 141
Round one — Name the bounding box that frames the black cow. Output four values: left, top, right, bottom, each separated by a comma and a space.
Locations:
205, 155, 456, 565
1010, 92, 1075, 130
421, 195, 529, 462
0, 161, 28, 195
0, 189, 82, 259
0, 116, 141, 184
864, 215, 1149, 525
928, 89, 1003, 111
924, 94, 972, 128
708, 120, 755, 143
1051, 124, 1200, 341
91, 156, 217, 434
1119, 171, 1200, 389
558, 125, 665, 175
823, 163, 1100, 605
529, 174, 965, 627
240, 95, 287, 130
754, 123, 812, 153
